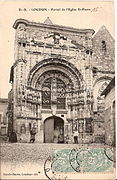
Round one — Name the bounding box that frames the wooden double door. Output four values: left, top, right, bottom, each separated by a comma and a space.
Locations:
44, 116, 64, 143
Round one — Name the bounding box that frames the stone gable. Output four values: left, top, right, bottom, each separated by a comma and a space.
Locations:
92, 25, 115, 72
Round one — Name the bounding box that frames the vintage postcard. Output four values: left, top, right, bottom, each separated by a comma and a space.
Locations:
0, 1, 115, 180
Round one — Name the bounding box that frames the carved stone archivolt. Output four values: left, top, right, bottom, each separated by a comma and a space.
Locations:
28, 58, 86, 89
23, 58, 94, 120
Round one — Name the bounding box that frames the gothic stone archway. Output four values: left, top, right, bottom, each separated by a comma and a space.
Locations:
26, 58, 89, 143
28, 58, 85, 89
44, 116, 64, 143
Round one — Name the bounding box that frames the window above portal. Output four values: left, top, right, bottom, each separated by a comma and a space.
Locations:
42, 77, 66, 109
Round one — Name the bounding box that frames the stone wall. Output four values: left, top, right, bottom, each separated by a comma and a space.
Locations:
92, 26, 115, 143
104, 87, 115, 146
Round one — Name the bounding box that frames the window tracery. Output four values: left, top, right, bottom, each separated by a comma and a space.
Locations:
42, 77, 66, 109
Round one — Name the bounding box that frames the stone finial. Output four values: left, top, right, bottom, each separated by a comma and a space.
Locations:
44, 17, 53, 25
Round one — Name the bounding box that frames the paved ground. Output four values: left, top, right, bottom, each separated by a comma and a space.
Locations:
1, 143, 115, 180
1, 142, 105, 163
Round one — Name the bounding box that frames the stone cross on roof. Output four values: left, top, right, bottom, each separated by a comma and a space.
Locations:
44, 17, 53, 25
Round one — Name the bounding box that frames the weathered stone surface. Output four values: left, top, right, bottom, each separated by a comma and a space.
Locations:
8, 19, 115, 144
92, 25, 114, 72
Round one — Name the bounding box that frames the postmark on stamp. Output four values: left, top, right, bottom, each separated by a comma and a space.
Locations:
44, 147, 114, 179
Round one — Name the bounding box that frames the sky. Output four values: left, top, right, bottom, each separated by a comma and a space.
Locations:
0, 1, 115, 98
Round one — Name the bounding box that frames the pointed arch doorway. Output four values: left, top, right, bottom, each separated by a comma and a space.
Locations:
44, 116, 64, 143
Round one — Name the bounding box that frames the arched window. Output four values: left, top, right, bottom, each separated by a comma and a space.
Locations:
101, 40, 106, 52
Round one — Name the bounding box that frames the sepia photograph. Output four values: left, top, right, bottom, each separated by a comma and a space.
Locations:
0, 1, 115, 180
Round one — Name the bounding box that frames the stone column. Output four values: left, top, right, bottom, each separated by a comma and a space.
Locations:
38, 104, 41, 118
67, 106, 71, 119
